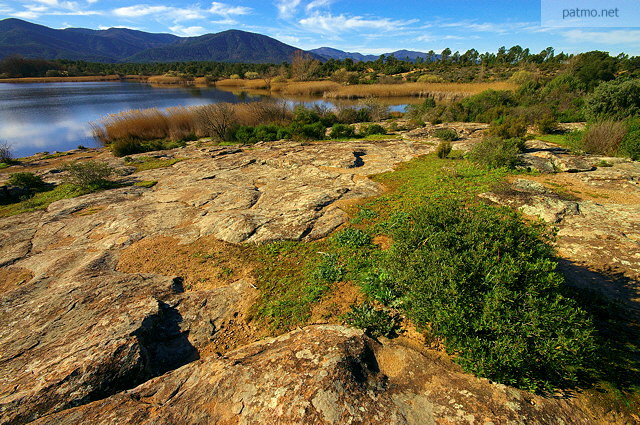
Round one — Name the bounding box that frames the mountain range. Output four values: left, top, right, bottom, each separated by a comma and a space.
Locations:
0, 18, 431, 64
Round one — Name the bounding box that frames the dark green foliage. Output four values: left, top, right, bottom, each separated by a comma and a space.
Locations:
584, 78, 640, 121
433, 128, 458, 141
333, 227, 372, 248
342, 302, 402, 338
232, 124, 291, 144
486, 116, 527, 139
110, 138, 184, 157
382, 199, 598, 392
290, 121, 326, 140
360, 124, 387, 136
329, 123, 356, 139
435, 141, 453, 159
571, 51, 617, 89
621, 118, 640, 160
292, 105, 320, 125
458, 90, 517, 122
63, 161, 115, 190
467, 137, 525, 169
8, 172, 44, 190
312, 253, 344, 284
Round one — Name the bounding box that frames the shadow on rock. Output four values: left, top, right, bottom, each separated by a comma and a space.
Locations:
559, 259, 640, 391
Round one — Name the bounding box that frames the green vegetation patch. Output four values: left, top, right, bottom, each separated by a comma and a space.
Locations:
0, 184, 87, 217
124, 156, 183, 172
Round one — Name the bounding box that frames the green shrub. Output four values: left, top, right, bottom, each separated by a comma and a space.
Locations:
8, 172, 44, 190
329, 123, 356, 139
312, 253, 344, 283
110, 138, 184, 157
292, 105, 320, 125
382, 199, 598, 391
584, 78, 640, 121
581, 121, 627, 156
534, 114, 558, 135
433, 128, 458, 141
621, 118, 640, 160
435, 141, 453, 159
486, 116, 527, 139
333, 227, 372, 248
467, 137, 525, 169
342, 302, 402, 338
360, 124, 386, 136
63, 161, 115, 190
290, 121, 326, 140
458, 90, 517, 122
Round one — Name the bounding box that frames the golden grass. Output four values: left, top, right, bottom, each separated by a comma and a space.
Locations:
147, 75, 192, 85
0, 75, 123, 83
215, 78, 248, 87
323, 82, 517, 101
92, 100, 292, 145
275, 81, 341, 96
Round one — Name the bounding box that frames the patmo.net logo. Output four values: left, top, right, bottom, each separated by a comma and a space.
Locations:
541, 0, 640, 27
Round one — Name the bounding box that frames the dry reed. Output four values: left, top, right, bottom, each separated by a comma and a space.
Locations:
323, 82, 516, 100
92, 100, 292, 144
147, 75, 192, 85
0, 75, 122, 83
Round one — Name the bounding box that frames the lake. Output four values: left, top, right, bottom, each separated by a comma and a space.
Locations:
0, 81, 411, 158
0, 82, 268, 158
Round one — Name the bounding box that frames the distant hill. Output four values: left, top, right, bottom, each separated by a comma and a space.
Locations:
309, 47, 378, 62
126, 30, 319, 63
0, 18, 322, 64
0, 18, 178, 62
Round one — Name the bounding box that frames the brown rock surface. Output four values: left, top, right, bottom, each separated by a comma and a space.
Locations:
29, 326, 619, 425
1, 136, 639, 424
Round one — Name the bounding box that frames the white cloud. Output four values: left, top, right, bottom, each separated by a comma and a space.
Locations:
563, 29, 640, 46
113, 5, 172, 17
440, 20, 537, 34
275, 0, 301, 19
299, 13, 418, 34
209, 2, 251, 16
10, 0, 101, 19
306, 0, 331, 12
169, 25, 207, 36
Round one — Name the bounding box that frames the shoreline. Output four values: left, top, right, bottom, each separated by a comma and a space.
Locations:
0, 75, 149, 83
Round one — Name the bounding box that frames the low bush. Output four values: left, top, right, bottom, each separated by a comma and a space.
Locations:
621, 118, 640, 160
433, 128, 458, 141
63, 161, 115, 190
486, 116, 527, 139
8, 172, 45, 190
329, 123, 356, 139
467, 137, 525, 169
290, 121, 326, 140
581, 121, 627, 156
584, 78, 640, 121
435, 140, 453, 159
312, 253, 344, 284
110, 138, 183, 157
381, 199, 598, 392
342, 302, 402, 338
360, 124, 386, 136
333, 227, 372, 248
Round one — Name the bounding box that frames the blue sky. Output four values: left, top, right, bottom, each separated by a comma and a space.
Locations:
2, 0, 640, 55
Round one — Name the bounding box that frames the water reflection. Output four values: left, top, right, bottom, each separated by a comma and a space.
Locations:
0, 81, 411, 158
0, 82, 262, 157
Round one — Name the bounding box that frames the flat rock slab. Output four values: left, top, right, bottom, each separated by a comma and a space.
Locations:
30, 326, 611, 425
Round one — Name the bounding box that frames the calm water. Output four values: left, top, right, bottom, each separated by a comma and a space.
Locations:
0, 82, 265, 158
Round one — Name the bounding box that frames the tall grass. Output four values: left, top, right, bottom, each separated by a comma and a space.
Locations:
92, 100, 292, 153
324, 82, 517, 101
